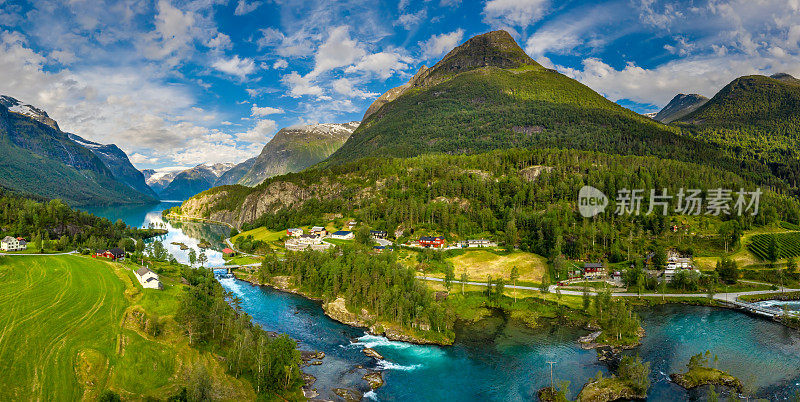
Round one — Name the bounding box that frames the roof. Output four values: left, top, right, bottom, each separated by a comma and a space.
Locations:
584, 262, 604, 268
300, 234, 317, 239
2, 236, 16, 242
311, 226, 325, 230
370, 230, 387, 233
136, 267, 153, 276
109, 247, 124, 255
420, 236, 443, 241
222, 248, 235, 254
288, 228, 302, 231
332, 231, 351, 236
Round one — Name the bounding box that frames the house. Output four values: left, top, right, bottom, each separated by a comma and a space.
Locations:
15, 237, 27, 247
466, 239, 496, 248
331, 230, 354, 240
222, 248, 236, 256
310, 226, 328, 236
298, 234, 322, 244
370, 230, 388, 239
373, 245, 394, 253
93, 250, 114, 259
419, 236, 445, 248
1, 236, 24, 251
286, 235, 331, 252
287, 228, 304, 237
108, 247, 125, 260
583, 262, 605, 279
134, 266, 162, 290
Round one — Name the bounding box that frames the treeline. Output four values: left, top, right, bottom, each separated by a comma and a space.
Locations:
257, 247, 455, 335
0, 192, 156, 251
175, 267, 303, 397
229, 148, 800, 263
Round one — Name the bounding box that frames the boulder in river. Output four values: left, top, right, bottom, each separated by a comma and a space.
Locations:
363, 372, 384, 389
333, 388, 362, 401
362, 348, 384, 360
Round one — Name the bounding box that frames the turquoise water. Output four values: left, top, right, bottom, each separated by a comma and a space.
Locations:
88, 203, 800, 400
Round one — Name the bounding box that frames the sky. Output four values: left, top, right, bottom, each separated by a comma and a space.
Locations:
1, 0, 800, 170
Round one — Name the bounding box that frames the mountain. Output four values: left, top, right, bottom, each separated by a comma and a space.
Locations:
0, 97, 155, 205
320, 30, 760, 185
237, 122, 359, 187
68, 133, 158, 199
215, 157, 256, 186
770, 72, 800, 85
653, 94, 709, 123
143, 167, 185, 194
673, 73, 800, 185
159, 163, 234, 200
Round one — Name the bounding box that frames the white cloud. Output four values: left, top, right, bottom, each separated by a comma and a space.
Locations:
345, 51, 412, 79
420, 29, 464, 60
281, 71, 325, 98
237, 119, 278, 142
234, 0, 262, 16
251, 104, 284, 116
483, 0, 549, 30
332, 78, 379, 99
256, 28, 314, 58
309, 26, 366, 78
273, 59, 288, 69
141, 0, 196, 65
212, 55, 256, 78
395, 9, 427, 30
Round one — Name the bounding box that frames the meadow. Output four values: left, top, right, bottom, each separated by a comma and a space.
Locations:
0, 255, 253, 400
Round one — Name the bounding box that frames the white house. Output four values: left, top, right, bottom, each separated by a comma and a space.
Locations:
331, 230, 354, 240
465, 239, 496, 248
1, 236, 24, 251
310, 226, 328, 236
135, 266, 162, 290
287, 228, 304, 237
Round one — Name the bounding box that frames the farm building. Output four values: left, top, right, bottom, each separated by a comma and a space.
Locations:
1, 236, 25, 251
310, 226, 328, 236
287, 228, 304, 237
222, 248, 236, 256
419, 236, 445, 248
135, 266, 162, 290
583, 262, 605, 279
461, 239, 496, 248
93, 248, 125, 260
331, 231, 354, 240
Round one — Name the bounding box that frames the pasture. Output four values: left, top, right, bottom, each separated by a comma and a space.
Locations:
448, 250, 548, 282
0, 255, 253, 400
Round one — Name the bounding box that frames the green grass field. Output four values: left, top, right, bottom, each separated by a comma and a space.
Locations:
233, 227, 286, 243
448, 250, 548, 282
0, 255, 254, 400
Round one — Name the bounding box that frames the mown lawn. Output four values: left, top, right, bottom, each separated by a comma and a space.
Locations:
448, 249, 548, 282
0, 255, 254, 400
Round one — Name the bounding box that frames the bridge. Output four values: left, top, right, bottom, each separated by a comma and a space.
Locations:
212, 263, 260, 275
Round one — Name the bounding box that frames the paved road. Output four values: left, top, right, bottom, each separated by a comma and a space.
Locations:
416, 276, 800, 301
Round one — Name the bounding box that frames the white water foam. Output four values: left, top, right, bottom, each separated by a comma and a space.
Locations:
363, 390, 378, 400
376, 359, 422, 371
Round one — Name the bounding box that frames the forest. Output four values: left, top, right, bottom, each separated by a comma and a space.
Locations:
176, 266, 303, 398
196, 148, 800, 267
0, 191, 161, 252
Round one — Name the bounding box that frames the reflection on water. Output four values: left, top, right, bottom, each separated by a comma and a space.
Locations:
80, 202, 230, 267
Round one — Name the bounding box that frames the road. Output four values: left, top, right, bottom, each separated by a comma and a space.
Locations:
0, 250, 77, 256
416, 276, 800, 301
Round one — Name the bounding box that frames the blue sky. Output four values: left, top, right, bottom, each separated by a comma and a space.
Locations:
1, 0, 799, 169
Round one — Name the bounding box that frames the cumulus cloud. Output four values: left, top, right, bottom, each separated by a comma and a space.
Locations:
309, 26, 366, 78
345, 51, 412, 79
483, 0, 549, 30
281, 71, 325, 98
419, 29, 464, 60
273, 59, 288, 69
251, 104, 284, 116
237, 119, 278, 142
332, 78, 379, 99
211, 55, 256, 78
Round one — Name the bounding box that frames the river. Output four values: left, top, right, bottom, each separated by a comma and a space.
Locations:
83, 202, 800, 400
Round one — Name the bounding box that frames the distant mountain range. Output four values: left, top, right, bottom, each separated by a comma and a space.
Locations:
157, 163, 235, 200
0, 95, 156, 206
237, 122, 359, 187
653, 94, 709, 123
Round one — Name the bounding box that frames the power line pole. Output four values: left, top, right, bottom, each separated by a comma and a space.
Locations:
546, 361, 556, 390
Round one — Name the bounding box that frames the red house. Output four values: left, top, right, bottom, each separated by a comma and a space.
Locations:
222, 248, 235, 256
419, 236, 445, 248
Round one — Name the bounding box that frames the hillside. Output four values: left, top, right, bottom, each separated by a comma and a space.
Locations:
322, 31, 773, 187
237, 122, 358, 187
178, 148, 800, 263
674, 73, 800, 186
654, 94, 709, 123
68, 133, 158, 199
0, 101, 155, 206
159, 163, 234, 200
215, 157, 256, 186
